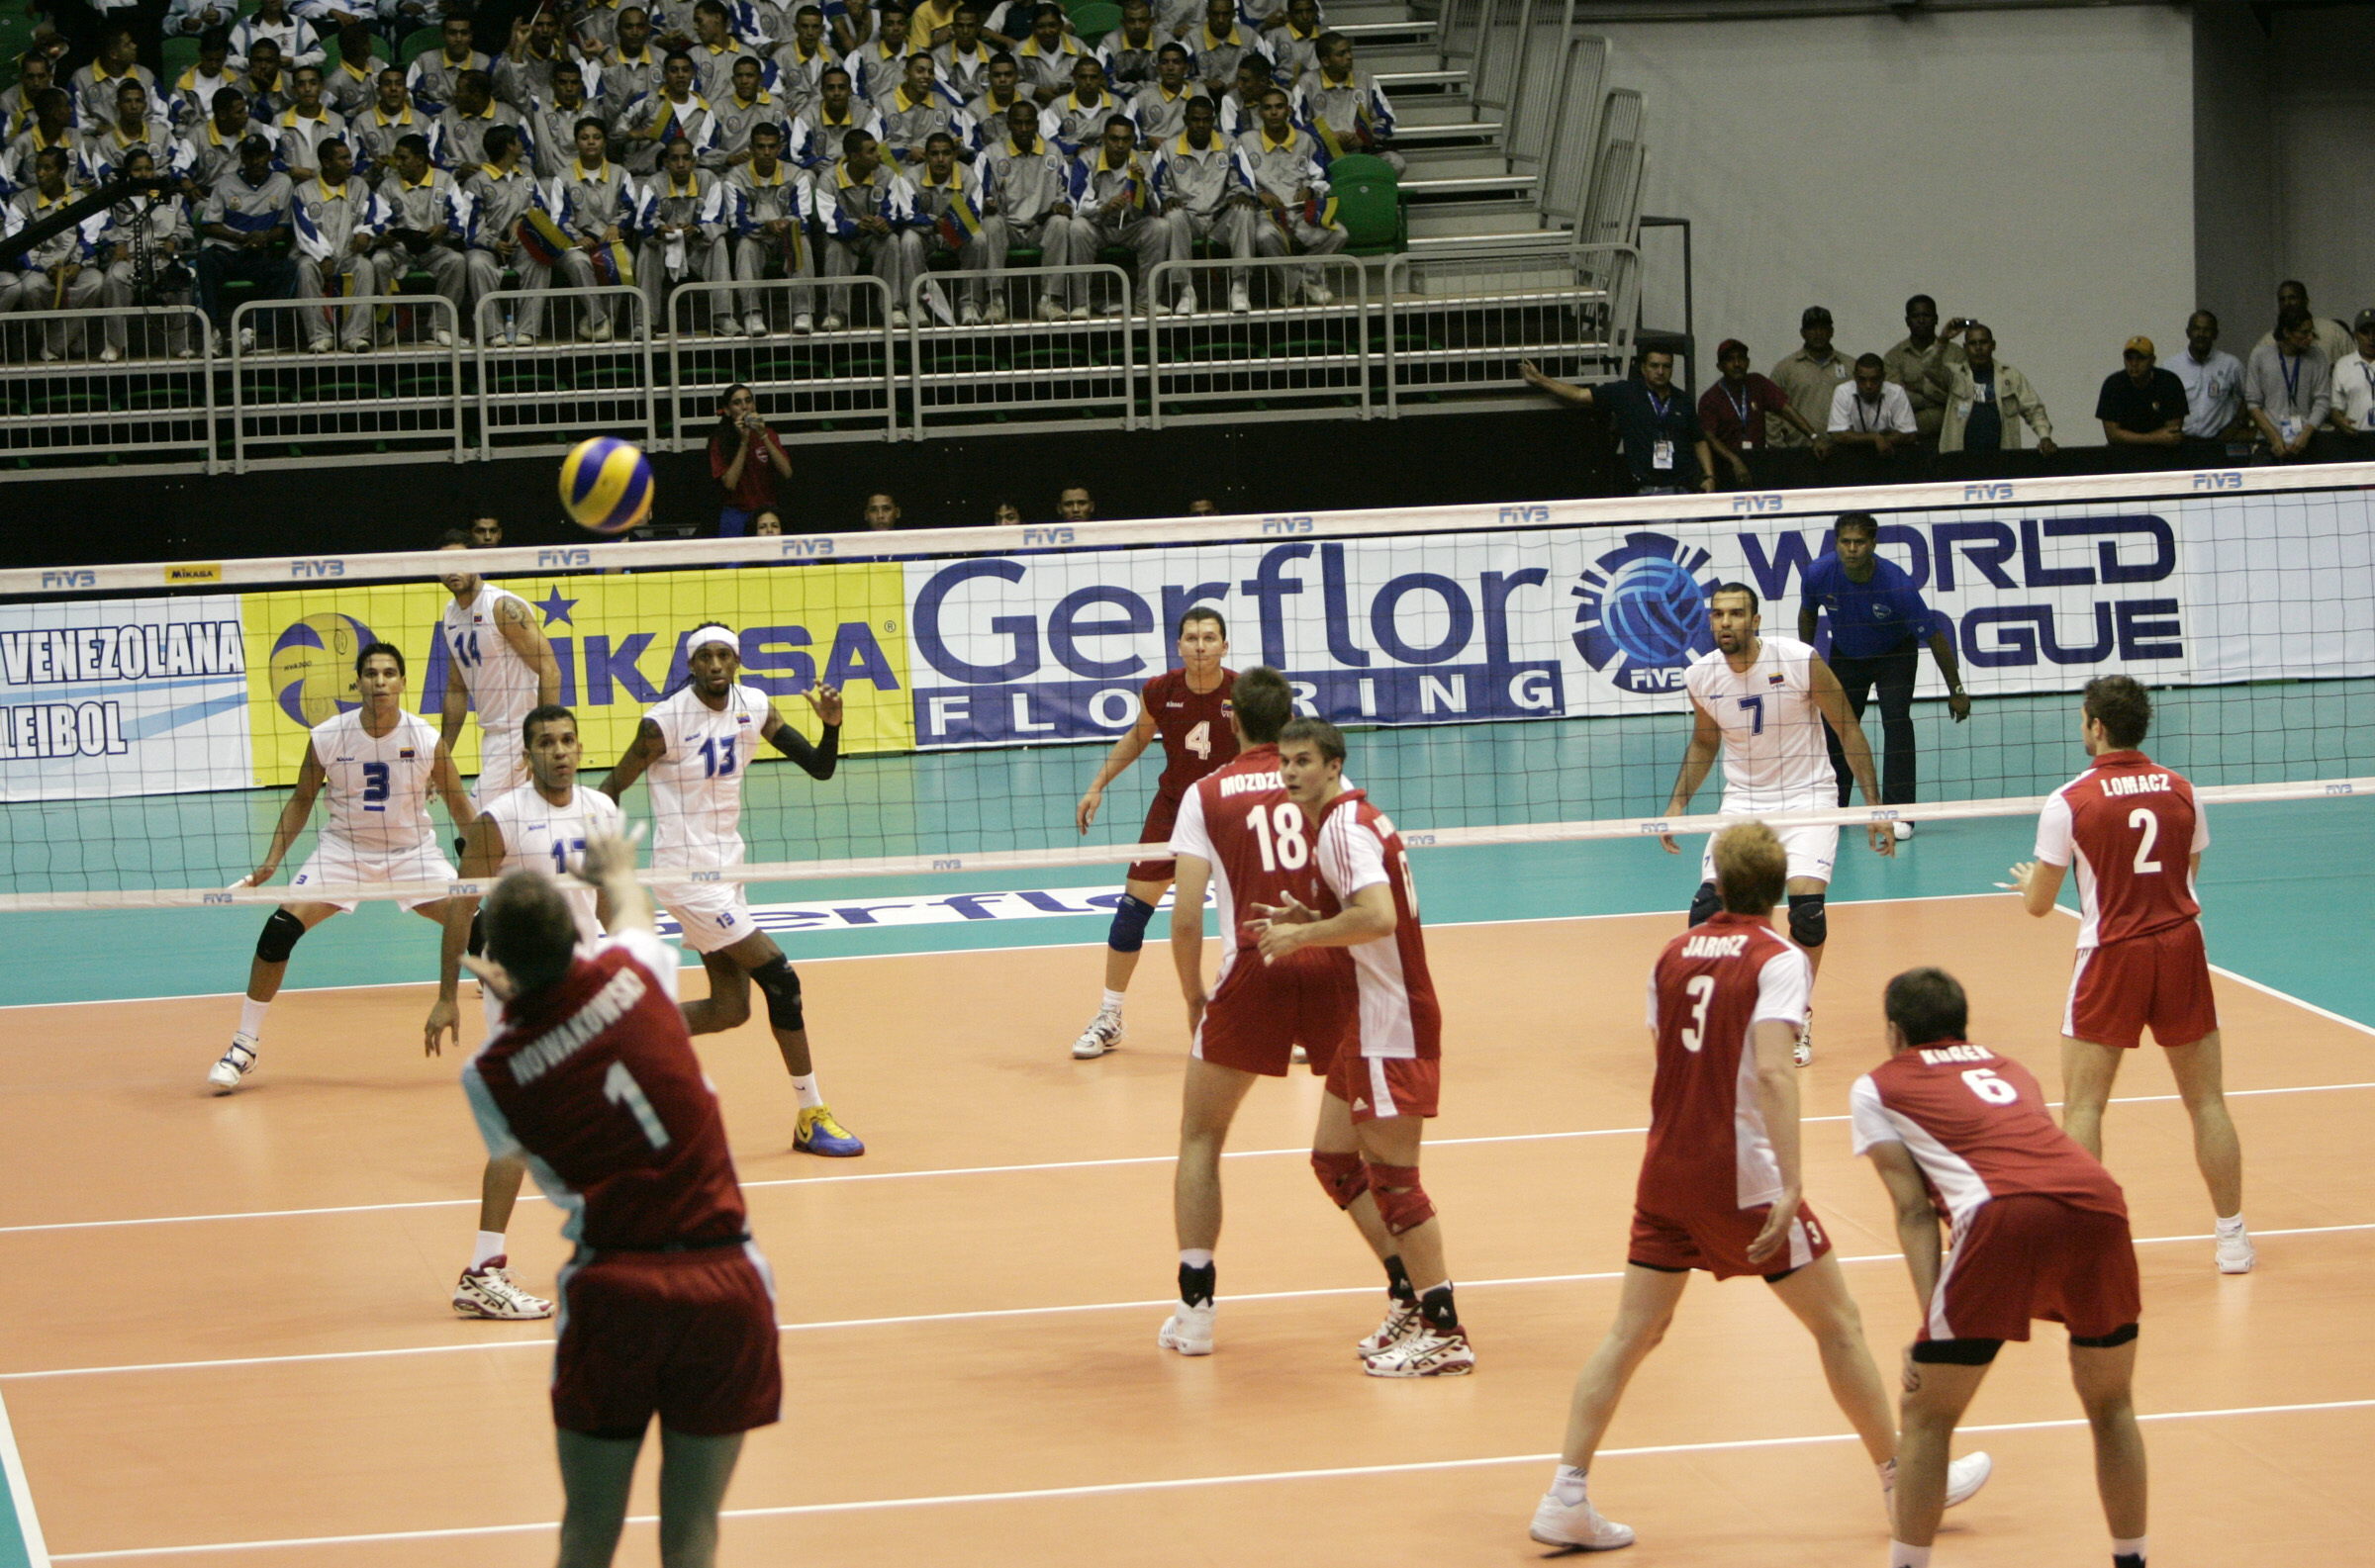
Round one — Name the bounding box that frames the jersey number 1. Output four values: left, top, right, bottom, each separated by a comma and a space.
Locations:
604, 1061, 673, 1152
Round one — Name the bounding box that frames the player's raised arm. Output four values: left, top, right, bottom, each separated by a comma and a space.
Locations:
578, 829, 652, 935
427, 815, 507, 1056
1806, 657, 1893, 857
431, 737, 477, 830
245, 746, 328, 886
1658, 699, 1724, 854
1078, 701, 1159, 832
1740, 1014, 1805, 1266
760, 684, 843, 780
1865, 1138, 1943, 1316
600, 716, 668, 800
493, 592, 563, 707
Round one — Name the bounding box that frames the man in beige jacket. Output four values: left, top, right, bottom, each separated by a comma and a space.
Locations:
1938, 322, 2055, 455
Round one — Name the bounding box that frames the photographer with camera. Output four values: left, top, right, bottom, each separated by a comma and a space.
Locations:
710, 381, 794, 536
98, 145, 199, 360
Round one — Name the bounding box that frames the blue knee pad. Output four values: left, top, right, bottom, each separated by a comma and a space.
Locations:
1686, 880, 1722, 929
750, 955, 805, 1032
254, 908, 307, 965
1107, 892, 1157, 953
1787, 892, 1827, 949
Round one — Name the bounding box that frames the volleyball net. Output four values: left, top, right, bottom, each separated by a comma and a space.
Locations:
3, 463, 2373, 912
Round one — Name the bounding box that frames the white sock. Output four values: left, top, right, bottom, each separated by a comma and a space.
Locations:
2113, 1534, 2147, 1563
2215, 1213, 2245, 1236
1180, 1247, 1213, 1268
1550, 1463, 1588, 1506
238, 997, 268, 1040
791, 1072, 823, 1111
470, 1231, 506, 1268
1099, 988, 1126, 1014
1888, 1542, 1932, 1568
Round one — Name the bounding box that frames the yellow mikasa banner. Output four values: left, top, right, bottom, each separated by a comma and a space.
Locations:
239, 562, 914, 786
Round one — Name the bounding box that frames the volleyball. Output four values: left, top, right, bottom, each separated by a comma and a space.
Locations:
267, 612, 374, 726
559, 437, 654, 534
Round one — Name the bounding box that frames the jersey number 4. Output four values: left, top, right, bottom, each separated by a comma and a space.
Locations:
1183, 720, 1212, 760
604, 1061, 673, 1152
1246, 801, 1309, 872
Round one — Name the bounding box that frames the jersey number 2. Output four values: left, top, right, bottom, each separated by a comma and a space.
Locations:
2128, 807, 2162, 875
604, 1061, 673, 1152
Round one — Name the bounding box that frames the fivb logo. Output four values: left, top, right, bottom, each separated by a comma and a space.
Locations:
538, 548, 594, 568
40, 570, 96, 590
1963, 483, 2013, 504
1731, 494, 1788, 514
2192, 471, 2244, 492
1570, 532, 1719, 693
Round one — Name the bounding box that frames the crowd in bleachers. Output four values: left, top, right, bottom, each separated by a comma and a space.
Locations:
0, 0, 1405, 358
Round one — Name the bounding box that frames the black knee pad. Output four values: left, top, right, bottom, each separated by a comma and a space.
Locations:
1786, 892, 1827, 949
1910, 1337, 2002, 1366
749, 955, 804, 1032
466, 905, 485, 959
254, 908, 308, 965
1687, 880, 1722, 928
1107, 892, 1156, 954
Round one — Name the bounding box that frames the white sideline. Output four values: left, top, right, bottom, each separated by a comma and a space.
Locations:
43, 1397, 2375, 1560
4, 1222, 2367, 1385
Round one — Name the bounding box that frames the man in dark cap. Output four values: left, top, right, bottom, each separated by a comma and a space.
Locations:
1769, 306, 1856, 451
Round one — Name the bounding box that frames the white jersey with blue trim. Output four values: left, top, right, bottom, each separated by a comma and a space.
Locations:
480, 782, 625, 942
1681, 634, 1833, 813
438, 584, 543, 741
644, 680, 768, 869
309, 707, 442, 856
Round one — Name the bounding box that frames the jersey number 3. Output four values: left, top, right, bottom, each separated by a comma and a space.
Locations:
604, 1061, 673, 1152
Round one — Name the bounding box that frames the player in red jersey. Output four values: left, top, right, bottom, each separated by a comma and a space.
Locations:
1530, 822, 1990, 1552
1069, 607, 1238, 1058
461, 834, 780, 1568
1253, 716, 1469, 1376
1854, 968, 2147, 1568
1159, 666, 1358, 1356
2009, 674, 2251, 1273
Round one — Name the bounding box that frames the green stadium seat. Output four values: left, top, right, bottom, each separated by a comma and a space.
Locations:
1068, 1, 1122, 43
160, 38, 201, 86
1323, 152, 1403, 256
400, 26, 444, 63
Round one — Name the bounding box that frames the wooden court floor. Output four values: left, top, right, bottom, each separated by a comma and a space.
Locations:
0, 895, 2367, 1565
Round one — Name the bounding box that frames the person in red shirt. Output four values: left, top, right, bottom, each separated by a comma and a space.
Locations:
709, 382, 794, 537
1253, 716, 1467, 1376
462, 835, 781, 1568
1159, 666, 1355, 1356
1529, 822, 1990, 1552
1697, 336, 1831, 486
1068, 607, 1238, 1059
2010, 674, 2250, 1272
1853, 967, 2147, 1568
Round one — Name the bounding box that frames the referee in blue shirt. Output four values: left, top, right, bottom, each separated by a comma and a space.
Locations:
1796, 511, 1970, 835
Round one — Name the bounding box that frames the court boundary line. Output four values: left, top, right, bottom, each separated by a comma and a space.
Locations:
44, 1396, 2375, 1560
4, 1079, 2366, 1239
0, 1389, 52, 1568
7, 1222, 2367, 1385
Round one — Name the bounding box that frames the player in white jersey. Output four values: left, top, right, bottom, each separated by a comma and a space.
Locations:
601, 622, 865, 1157
1660, 582, 1890, 1065
209, 642, 474, 1093
435, 530, 561, 809
422, 703, 624, 1322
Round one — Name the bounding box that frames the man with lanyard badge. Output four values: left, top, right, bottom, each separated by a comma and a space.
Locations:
1520, 346, 1715, 496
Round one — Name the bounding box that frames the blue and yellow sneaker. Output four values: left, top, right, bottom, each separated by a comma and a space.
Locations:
795, 1104, 865, 1157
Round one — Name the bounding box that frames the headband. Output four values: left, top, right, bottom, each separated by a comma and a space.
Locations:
688, 626, 737, 655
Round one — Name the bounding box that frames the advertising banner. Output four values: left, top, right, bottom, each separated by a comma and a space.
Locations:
0, 595, 251, 802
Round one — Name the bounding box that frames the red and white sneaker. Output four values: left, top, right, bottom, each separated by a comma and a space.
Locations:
452, 1256, 553, 1320
1355, 1297, 1423, 1357
1362, 1325, 1473, 1377
1793, 1014, 1815, 1068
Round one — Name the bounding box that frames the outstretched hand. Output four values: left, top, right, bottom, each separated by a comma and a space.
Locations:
803, 682, 844, 726
1248, 889, 1317, 960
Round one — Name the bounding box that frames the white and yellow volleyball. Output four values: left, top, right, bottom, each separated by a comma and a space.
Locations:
559, 437, 655, 535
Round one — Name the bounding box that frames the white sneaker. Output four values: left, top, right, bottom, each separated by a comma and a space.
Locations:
892, 307, 912, 327
1173, 285, 1196, 315
1362, 1324, 1473, 1377
1881, 1451, 1994, 1512
99, 345, 122, 364
1529, 1488, 1635, 1551
792, 312, 814, 334
713, 316, 741, 336
1894, 819, 1915, 841
433, 326, 455, 346
744, 312, 767, 334
2217, 1225, 2255, 1273
1099, 299, 1125, 317
987, 300, 1008, 323
819, 312, 845, 331
485, 330, 513, 348
1230, 282, 1250, 313
1793, 1016, 1814, 1068
1035, 297, 1064, 322
451, 1255, 554, 1320
238, 326, 256, 351
588, 320, 614, 343
208, 1034, 258, 1094
515, 331, 537, 346
306, 336, 333, 354
1355, 1297, 1423, 1356
174, 347, 198, 359
1304, 280, 1335, 306
959, 302, 982, 325
1069, 304, 1091, 321
1158, 1300, 1215, 1355
1071, 1008, 1123, 1060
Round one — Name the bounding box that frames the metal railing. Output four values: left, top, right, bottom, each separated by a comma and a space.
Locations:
661, 276, 900, 448
902, 263, 1139, 437
229, 295, 466, 471
1382, 242, 1637, 411
471, 286, 656, 458
0, 306, 218, 474
1143, 254, 1372, 427
1538, 34, 1611, 226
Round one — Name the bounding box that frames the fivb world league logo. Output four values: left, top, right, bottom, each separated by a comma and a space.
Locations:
1570, 532, 1719, 692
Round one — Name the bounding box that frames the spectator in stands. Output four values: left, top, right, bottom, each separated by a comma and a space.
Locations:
240, 40, 291, 123
753, 508, 785, 534
406, 16, 487, 119
325, 26, 378, 121
602, 9, 669, 120
864, 492, 902, 528
2245, 307, 2329, 461
1938, 323, 2054, 456
293, 137, 384, 352
935, 7, 998, 102
90, 79, 187, 184
436, 69, 527, 174
816, 128, 925, 327
549, 116, 638, 341
469, 514, 504, 546
1059, 485, 1094, 519
2, 54, 61, 144
167, 0, 238, 41
523, 61, 592, 181
8, 90, 83, 194
349, 70, 422, 186
464, 123, 547, 344
1828, 352, 1916, 455
712, 381, 793, 534
1015, 5, 1091, 105
1155, 94, 1253, 315
1769, 306, 1853, 452
986, 499, 1020, 523
1187, 0, 1268, 97
1216, 55, 1273, 138
791, 66, 882, 170
981, 98, 1077, 322
710, 57, 784, 170
228, 0, 321, 76
1270, 0, 1325, 83
618, 54, 719, 175
97, 145, 198, 360
1240, 86, 1343, 303
1519, 347, 1715, 496
2327, 309, 2375, 437
374, 134, 468, 343
2095, 335, 2187, 451
1698, 336, 1827, 484
772, 5, 840, 122
2169, 310, 2244, 443
725, 121, 816, 334
183, 86, 254, 196
196, 133, 295, 349
1097, 0, 1166, 90
965, 52, 1045, 150
848, 5, 918, 102
7, 147, 105, 359
911, 131, 992, 323
686, 0, 764, 103
1130, 45, 1204, 148
881, 50, 969, 166
71, 27, 159, 127
2252, 279, 2352, 369
273, 64, 345, 184
639, 136, 733, 335
1882, 293, 1962, 443
1292, 33, 1399, 174
165, 29, 241, 137
493, 11, 572, 110
1052, 55, 1124, 155
1063, 114, 1175, 317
